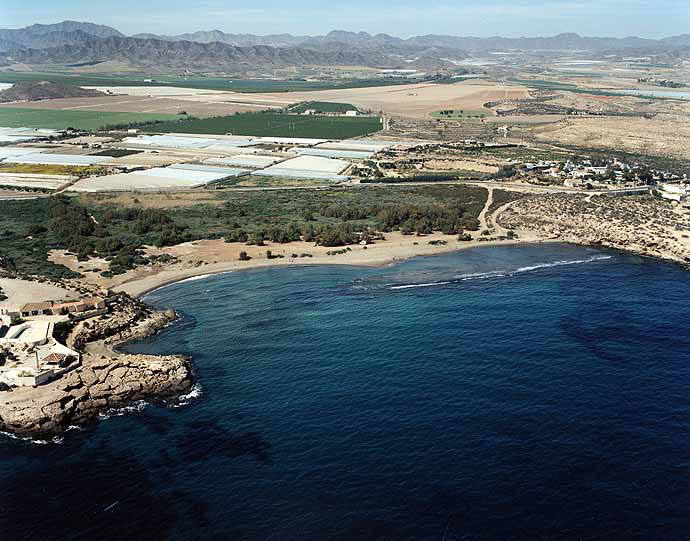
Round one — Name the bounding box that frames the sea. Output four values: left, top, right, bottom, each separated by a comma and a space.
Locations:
2, 243, 690, 540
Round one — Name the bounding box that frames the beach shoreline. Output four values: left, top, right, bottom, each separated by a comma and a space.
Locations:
116, 234, 552, 299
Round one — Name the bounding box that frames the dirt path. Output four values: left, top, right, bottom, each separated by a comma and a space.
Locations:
490, 199, 519, 236
477, 186, 494, 232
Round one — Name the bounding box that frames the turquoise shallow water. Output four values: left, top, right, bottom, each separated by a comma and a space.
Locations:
2, 243, 690, 540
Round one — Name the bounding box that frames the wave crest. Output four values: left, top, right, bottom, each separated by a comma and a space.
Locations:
389, 255, 612, 290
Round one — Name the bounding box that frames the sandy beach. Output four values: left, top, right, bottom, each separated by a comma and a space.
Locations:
111, 230, 548, 298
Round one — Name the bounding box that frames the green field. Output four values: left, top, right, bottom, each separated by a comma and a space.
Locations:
0, 71, 418, 93
140, 112, 382, 139
289, 101, 359, 113
509, 78, 641, 98
0, 107, 179, 130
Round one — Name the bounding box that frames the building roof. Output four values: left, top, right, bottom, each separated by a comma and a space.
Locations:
42, 352, 66, 363
57, 296, 103, 308
20, 302, 53, 312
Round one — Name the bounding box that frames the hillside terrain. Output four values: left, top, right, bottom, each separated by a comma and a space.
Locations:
0, 81, 106, 103
1, 21, 689, 71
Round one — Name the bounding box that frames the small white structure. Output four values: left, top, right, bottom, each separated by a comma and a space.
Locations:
657, 183, 690, 203
0, 320, 81, 387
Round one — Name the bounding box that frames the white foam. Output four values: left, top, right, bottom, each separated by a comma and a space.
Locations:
98, 400, 148, 420
513, 255, 611, 274
177, 273, 214, 283
390, 281, 452, 290
170, 382, 203, 408
0, 430, 64, 445
390, 255, 612, 290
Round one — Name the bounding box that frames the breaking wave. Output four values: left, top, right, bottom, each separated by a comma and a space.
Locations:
0, 430, 65, 446
389, 255, 612, 290
169, 382, 203, 408
98, 400, 149, 420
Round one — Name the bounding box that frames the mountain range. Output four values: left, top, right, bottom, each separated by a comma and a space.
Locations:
1, 21, 689, 71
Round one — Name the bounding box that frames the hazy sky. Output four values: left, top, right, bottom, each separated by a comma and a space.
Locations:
2, 0, 689, 38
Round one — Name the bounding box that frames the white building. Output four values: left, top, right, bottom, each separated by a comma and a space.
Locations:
0, 320, 81, 387
657, 183, 690, 203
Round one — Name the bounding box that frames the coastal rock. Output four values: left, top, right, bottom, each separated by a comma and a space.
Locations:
0, 294, 193, 439
0, 353, 193, 438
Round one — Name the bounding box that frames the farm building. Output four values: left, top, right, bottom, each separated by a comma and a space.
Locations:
205, 154, 286, 168
0, 127, 64, 143
251, 155, 351, 181
4, 153, 112, 166
252, 136, 328, 146
295, 148, 375, 160
120, 134, 255, 150
0, 173, 74, 191
69, 163, 249, 192
0, 147, 40, 160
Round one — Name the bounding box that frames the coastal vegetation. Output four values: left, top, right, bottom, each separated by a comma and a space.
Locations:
0, 186, 486, 279
361, 173, 468, 183
487, 189, 528, 215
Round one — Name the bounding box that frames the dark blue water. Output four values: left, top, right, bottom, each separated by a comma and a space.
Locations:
2, 243, 690, 540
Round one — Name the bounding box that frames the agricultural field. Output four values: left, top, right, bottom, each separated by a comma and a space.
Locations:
289, 101, 359, 113
0, 94, 261, 116
0, 163, 107, 176
0, 72, 418, 93
508, 78, 648, 98
139, 112, 383, 139
0, 107, 179, 130
242, 81, 529, 118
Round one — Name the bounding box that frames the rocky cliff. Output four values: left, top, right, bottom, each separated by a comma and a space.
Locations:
0, 352, 193, 438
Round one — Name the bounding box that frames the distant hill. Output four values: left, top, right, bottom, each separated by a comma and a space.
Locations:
0, 21, 123, 51
131, 30, 308, 48
1, 21, 689, 71
125, 29, 680, 53
0, 36, 398, 70
0, 81, 106, 103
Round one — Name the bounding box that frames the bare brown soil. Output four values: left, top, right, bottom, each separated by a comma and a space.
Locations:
227, 81, 529, 118
531, 115, 690, 160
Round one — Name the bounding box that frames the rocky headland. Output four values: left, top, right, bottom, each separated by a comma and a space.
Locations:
498, 193, 690, 264
0, 290, 194, 439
